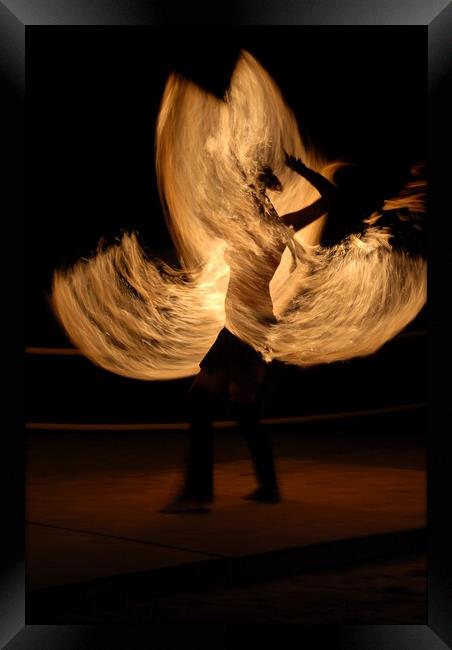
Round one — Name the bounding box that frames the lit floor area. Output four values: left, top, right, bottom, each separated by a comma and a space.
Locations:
26, 421, 426, 623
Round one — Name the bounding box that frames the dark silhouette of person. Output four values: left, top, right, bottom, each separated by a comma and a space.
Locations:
160, 155, 338, 513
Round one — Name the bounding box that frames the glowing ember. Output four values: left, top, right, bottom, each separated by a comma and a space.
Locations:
52, 52, 426, 379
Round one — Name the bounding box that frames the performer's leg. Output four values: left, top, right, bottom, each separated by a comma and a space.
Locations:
159, 368, 224, 512
183, 369, 225, 501
229, 366, 280, 502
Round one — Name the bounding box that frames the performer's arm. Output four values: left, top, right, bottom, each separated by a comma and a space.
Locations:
280, 153, 338, 230
284, 152, 338, 203
280, 198, 328, 231
251, 168, 326, 232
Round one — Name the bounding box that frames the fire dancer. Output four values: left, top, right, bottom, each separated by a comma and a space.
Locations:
160, 155, 338, 513
51, 52, 426, 515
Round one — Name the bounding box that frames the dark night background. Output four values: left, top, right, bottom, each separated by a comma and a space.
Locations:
25, 26, 427, 425
21, 24, 432, 627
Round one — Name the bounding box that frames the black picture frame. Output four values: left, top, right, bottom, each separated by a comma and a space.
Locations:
2, 0, 451, 647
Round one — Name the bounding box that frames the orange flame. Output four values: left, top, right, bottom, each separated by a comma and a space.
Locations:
52, 52, 426, 379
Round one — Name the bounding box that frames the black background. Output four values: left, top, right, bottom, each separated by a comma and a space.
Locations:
2, 0, 448, 644
25, 26, 427, 423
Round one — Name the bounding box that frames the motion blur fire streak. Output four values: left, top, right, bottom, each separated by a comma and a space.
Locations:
52, 52, 426, 380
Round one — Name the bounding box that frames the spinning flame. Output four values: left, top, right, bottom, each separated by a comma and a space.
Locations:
52, 52, 426, 380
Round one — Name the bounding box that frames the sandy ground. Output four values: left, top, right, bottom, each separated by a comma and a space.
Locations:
26, 422, 426, 624
83, 553, 426, 624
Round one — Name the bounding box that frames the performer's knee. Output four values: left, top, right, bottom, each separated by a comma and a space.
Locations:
188, 387, 210, 421
229, 396, 258, 425
188, 380, 220, 424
